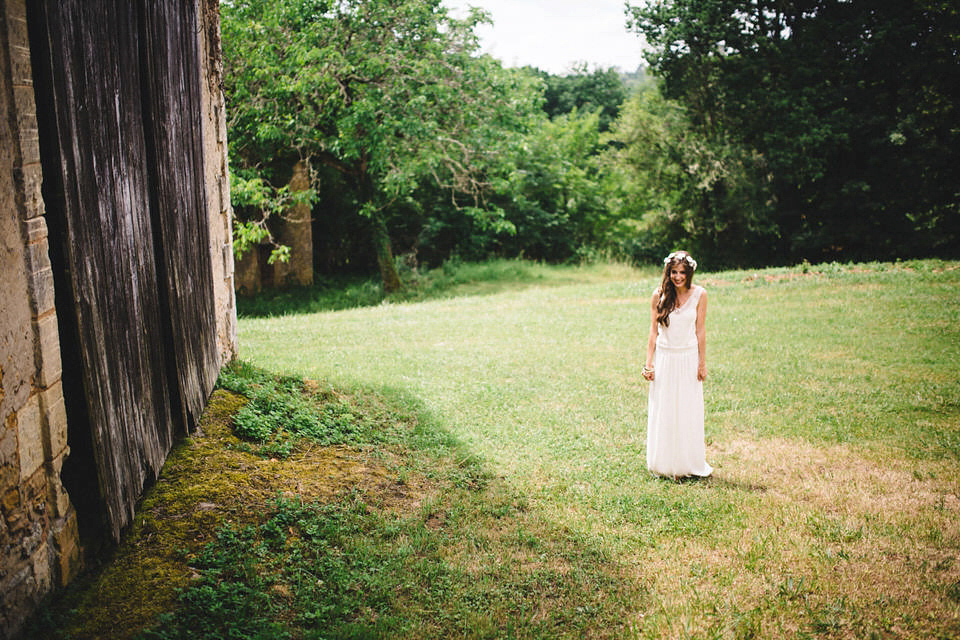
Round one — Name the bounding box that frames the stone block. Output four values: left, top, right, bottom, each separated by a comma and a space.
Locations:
0, 425, 17, 479
52, 511, 80, 587
222, 242, 233, 277
40, 383, 67, 459
5, 11, 29, 53
0, 505, 8, 549
4, 0, 27, 27
16, 162, 44, 218
12, 87, 39, 168
0, 563, 31, 618
25, 459, 47, 505
3, 504, 27, 539
1, 487, 19, 514
48, 467, 72, 520
14, 114, 37, 154
34, 314, 62, 388
24, 216, 46, 244
16, 395, 42, 482
9, 42, 33, 88
30, 543, 51, 594
28, 267, 55, 316
26, 239, 51, 274
0, 470, 16, 516
21, 521, 43, 559
12, 85, 35, 121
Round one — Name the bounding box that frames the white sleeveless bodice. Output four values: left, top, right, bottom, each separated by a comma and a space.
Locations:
656, 285, 702, 350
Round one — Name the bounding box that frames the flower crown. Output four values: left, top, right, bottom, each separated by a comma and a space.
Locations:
664, 252, 697, 270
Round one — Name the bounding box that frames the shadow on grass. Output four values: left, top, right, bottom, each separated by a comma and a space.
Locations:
23, 361, 646, 640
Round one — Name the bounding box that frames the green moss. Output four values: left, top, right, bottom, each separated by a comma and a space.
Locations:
25, 384, 429, 639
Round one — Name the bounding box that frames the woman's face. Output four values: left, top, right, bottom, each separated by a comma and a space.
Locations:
670, 264, 689, 289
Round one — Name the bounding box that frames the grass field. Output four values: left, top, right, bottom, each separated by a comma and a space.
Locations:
28, 259, 960, 639
236, 259, 960, 638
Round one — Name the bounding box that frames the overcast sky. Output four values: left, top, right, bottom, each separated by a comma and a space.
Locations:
443, 0, 646, 75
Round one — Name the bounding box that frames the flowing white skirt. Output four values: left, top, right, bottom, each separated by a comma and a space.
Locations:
646, 344, 713, 477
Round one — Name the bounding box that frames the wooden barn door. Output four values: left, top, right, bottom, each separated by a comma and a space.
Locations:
28, 0, 220, 543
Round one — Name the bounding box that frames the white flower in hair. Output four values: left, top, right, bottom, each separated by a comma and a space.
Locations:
663, 252, 697, 270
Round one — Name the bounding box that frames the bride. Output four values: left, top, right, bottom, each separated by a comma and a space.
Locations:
641, 250, 713, 479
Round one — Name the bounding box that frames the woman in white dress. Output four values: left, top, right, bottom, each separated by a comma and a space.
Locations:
642, 251, 713, 479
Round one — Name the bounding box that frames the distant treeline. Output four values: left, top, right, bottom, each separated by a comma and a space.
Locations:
222, 0, 959, 288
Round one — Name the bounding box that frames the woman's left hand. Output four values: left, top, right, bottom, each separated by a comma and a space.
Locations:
697, 363, 708, 381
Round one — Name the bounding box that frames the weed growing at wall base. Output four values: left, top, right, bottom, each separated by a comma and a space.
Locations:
217, 360, 394, 457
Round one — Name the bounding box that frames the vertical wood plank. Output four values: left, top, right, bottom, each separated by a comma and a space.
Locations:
138, 0, 220, 430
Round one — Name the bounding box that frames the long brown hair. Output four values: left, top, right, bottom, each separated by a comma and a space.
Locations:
656, 251, 696, 326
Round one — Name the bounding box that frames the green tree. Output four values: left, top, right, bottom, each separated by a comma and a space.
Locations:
628, 0, 960, 262
538, 65, 628, 132
498, 107, 612, 260
603, 87, 775, 265
222, 0, 539, 291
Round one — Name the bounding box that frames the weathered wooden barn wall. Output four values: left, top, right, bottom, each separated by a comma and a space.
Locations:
0, 0, 237, 636
30, 0, 226, 541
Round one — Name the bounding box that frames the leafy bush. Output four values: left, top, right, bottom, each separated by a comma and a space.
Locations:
216, 361, 383, 457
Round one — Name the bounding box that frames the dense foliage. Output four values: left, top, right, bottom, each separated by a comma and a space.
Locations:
222, 0, 959, 289
627, 0, 960, 265
222, 0, 542, 289
538, 65, 628, 132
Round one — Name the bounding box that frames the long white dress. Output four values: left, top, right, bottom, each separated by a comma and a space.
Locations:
646, 285, 713, 478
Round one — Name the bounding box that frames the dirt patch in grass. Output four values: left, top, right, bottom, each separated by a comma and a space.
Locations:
716, 437, 960, 520
30, 389, 436, 640
626, 435, 960, 638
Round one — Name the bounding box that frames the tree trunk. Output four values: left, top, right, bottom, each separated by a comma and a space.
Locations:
372, 214, 401, 293
274, 159, 314, 287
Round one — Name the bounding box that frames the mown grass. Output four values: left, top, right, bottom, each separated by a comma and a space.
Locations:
236, 258, 642, 317
26, 259, 960, 639
236, 258, 960, 638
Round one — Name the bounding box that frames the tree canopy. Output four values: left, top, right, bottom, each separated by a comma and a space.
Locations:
538, 65, 628, 132
221, 0, 958, 288
627, 0, 960, 264
222, 0, 541, 289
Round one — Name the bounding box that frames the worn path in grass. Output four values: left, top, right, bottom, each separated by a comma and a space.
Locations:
240, 261, 960, 637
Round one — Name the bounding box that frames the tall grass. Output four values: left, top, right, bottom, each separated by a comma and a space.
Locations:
237, 259, 960, 637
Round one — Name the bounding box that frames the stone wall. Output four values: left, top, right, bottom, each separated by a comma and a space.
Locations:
199, 0, 238, 363
0, 0, 79, 636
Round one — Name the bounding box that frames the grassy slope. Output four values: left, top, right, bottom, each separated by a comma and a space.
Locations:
238, 259, 960, 637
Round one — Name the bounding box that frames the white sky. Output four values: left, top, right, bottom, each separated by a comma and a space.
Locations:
443, 0, 646, 75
